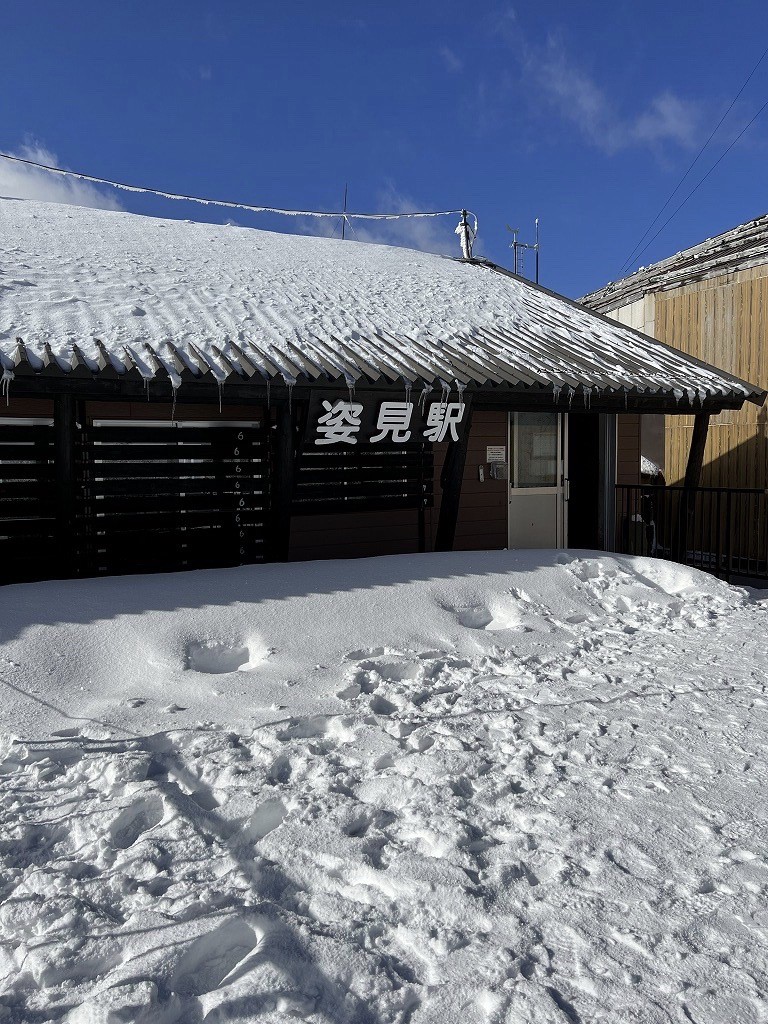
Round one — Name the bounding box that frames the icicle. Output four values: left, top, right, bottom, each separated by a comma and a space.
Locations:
347, 379, 355, 405
1, 369, 14, 407
171, 382, 178, 421
419, 385, 431, 413
288, 381, 294, 413
218, 380, 223, 414
404, 382, 412, 407
266, 379, 271, 409
440, 381, 450, 410
568, 387, 575, 410
552, 383, 562, 406
456, 381, 466, 411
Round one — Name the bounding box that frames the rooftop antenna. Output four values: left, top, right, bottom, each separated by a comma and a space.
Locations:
506, 219, 540, 283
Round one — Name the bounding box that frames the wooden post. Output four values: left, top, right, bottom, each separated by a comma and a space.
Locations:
270, 402, 296, 561
434, 404, 473, 552
678, 412, 710, 562
597, 413, 617, 551
684, 412, 711, 490
54, 393, 77, 578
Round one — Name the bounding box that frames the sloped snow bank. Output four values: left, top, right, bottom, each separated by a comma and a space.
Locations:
0, 550, 767, 1023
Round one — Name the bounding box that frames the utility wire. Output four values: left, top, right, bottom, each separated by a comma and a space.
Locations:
626, 94, 768, 272
620, 43, 768, 276
0, 150, 478, 233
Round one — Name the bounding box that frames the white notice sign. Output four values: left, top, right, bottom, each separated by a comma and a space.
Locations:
486, 446, 506, 463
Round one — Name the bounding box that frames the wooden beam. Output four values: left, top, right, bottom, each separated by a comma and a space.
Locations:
4, 374, 752, 416
684, 412, 711, 489
54, 393, 77, 578
434, 404, 473, 552
269, 402, 296, 561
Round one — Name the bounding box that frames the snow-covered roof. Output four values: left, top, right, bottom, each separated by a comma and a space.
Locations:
0, 198, 762, 406
582, 211, 768, 313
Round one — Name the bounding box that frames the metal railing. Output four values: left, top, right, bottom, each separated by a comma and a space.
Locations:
614, 484, 768, 583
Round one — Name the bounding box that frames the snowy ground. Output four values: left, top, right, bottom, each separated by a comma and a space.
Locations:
1, 550, 767, 1024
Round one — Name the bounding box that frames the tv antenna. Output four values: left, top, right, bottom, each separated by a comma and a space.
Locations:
506, 219, 540, 283
339, 183, 349, 240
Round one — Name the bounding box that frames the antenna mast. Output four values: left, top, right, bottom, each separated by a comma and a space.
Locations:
506, 219, 540, 283
341, 183, 348, 240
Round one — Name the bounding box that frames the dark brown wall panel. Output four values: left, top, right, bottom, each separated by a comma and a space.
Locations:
616, 414, 641, 485
0, 398, 55, 418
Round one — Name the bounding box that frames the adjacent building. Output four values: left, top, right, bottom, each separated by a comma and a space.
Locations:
582, 214, 768, 490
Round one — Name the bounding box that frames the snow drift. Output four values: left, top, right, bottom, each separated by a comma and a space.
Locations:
0, 550, 766, 1022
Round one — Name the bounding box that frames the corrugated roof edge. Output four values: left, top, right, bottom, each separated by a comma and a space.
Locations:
474, 258, 767, 407
580, 212, 768, 312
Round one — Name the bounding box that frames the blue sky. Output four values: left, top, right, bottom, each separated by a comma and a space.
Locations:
2, 0, 768, 297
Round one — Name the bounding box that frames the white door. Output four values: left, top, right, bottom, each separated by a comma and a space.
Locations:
508, 412, 567, 548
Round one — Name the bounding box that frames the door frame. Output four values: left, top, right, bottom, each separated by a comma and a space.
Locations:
507, 411, 568, 548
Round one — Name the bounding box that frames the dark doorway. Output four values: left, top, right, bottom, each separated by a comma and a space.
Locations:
567, 414, 600, 549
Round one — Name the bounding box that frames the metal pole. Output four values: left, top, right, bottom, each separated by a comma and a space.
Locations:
535, 218, 540, 284
341, 183, 348, 241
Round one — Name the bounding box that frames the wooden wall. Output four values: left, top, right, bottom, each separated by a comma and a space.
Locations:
653, 265, 768, 488
289, 410, 509, 559
453, 409, 508, 550
616, 414, 641, 485
0, 397, 54, 418
83, 401, 261, 422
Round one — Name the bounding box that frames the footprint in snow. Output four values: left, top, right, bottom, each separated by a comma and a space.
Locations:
110, 794, 165, 850
451, 600, 529, 632
244, 798, 287, 841
170, 917, 270, 996
186, 639, 265, 674
163, 704, 188, 713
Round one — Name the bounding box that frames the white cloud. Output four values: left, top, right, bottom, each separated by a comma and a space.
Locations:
533, 38, 700, 154
439, 45, 464, 74
487, 9, 701, 155
633, 91, 699, 149
0, 142, 122, 210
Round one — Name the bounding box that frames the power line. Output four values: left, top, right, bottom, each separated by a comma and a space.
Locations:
0, 150, 478, 233
619, 43, 768, 276
627, 94, 768, 271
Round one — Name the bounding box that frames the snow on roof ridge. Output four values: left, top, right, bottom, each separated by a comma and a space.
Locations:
0, 196, 762, 404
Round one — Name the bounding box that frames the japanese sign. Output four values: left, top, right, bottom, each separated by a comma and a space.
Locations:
306, 392, 470, 446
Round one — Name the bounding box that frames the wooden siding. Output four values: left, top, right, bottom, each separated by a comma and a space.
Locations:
0, 402, 511, 566
83, 401, 263, 422
616, 415, 641, 485
0, 397, 54, 419
654, 264, 768, 487
454, 410, 508, 550
289, 411, 509, 560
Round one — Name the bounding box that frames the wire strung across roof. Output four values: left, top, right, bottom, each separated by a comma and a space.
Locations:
0, 151, 478, 234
